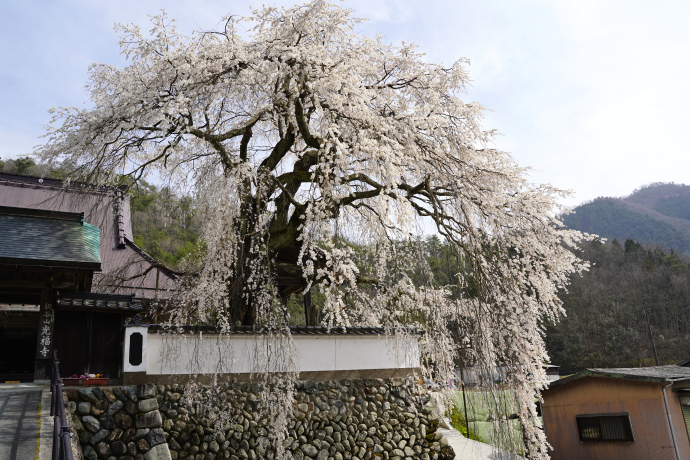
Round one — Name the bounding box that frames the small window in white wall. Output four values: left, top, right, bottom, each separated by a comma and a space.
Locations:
129, 332, 143, 366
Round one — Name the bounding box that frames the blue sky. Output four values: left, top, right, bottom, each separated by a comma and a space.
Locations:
1, 0, 689, 206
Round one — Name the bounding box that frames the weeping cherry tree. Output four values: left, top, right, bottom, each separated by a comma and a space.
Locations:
39, 2, 588, 456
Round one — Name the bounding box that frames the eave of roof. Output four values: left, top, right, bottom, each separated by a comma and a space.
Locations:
124, 238, 179, 280
546, 365, 690, 390
135, 324, 425, 336
57, 292, 142, 313
0, 172, 118, 195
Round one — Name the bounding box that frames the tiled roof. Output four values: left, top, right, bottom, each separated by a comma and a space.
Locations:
547, 365, 690, 389
141, 324, 425, 336
57, 292, 142, 312
0, 206, 101, 269
289, 326, 424, 335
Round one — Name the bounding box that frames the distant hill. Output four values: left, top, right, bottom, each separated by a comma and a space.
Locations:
562, 183, 690, 254
545, 238, 690, 372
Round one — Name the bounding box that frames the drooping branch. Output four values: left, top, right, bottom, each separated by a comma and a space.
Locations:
39, 4, 589, 456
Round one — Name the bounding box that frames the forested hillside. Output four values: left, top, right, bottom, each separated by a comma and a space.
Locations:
0, 156, 61, 177
562, 183, 690, 254
554, 183, 690, 371
4, 157, 688, 370
128, 181, 200, 269
544, 238, 690, 373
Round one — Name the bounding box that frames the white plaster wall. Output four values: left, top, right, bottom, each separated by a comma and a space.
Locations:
297, 335, 419, 371
142, 332, 420, 376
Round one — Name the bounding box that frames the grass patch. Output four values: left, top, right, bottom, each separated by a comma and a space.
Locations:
451, 388, 518, 422
446, 404, 484, 442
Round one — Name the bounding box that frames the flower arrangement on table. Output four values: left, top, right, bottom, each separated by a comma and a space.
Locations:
80, 373, 108, 385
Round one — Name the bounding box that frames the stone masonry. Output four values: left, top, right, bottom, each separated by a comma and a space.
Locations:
65, 378, 454, 460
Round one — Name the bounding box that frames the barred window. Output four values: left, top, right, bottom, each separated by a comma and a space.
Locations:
576, 413, 634, 442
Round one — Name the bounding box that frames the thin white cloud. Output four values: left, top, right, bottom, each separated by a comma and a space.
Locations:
1, 0, 689, 207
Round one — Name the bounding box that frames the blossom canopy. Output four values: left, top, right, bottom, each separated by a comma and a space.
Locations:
39, 2, 588, 456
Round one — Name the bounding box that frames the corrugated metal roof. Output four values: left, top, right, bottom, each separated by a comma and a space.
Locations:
547, 365, 690, 389
0, 206, 101, 269
57, 291, 142, 312
91, 239, 178, 299
589, 365, 690, 380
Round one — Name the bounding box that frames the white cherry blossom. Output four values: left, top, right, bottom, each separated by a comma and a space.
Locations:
39, 2, 589, 456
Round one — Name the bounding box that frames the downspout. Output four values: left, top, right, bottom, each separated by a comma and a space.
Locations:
662, 378, 683, 460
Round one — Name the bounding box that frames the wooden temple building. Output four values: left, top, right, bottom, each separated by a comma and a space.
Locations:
0, 173, 177, 382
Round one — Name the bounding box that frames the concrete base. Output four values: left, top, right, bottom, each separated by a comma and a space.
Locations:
123, 368, 420, 385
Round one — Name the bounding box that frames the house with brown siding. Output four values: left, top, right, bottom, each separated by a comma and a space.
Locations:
542, 363, 690, 460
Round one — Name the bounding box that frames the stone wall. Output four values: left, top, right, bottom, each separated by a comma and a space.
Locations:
65, 378, 454, 460
66, 385, 171, 460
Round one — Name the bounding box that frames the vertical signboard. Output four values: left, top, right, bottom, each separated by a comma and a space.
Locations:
36, 303, 55, 360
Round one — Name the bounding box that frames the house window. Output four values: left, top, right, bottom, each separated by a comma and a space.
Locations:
576, 413, 634, 442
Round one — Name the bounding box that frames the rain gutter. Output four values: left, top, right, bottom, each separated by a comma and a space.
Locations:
662, 378, 685, 460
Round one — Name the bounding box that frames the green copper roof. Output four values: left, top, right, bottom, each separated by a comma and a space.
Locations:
0, 206, 101, 269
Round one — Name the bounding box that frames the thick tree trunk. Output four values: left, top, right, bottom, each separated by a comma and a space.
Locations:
304, 289, 320, 326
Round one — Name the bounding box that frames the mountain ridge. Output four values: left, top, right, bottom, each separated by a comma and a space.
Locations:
562, 183, 690, 254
